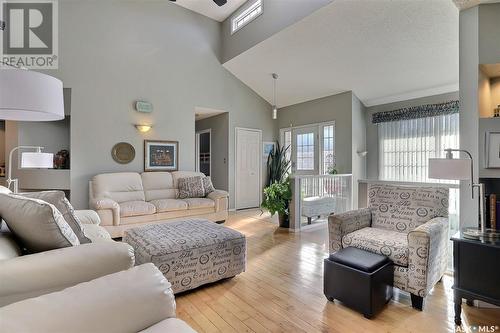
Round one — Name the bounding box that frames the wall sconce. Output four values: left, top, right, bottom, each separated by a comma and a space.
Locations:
357, 150, 368, 157
135, 124, 152, 133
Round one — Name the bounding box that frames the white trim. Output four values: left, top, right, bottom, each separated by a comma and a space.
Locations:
363, 83, 459, 107
195, 129, 211, 176
235, 127, 262, 210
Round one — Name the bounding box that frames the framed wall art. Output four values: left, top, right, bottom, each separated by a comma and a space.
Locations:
144, 140, 178, 171
485, 131, 500, 168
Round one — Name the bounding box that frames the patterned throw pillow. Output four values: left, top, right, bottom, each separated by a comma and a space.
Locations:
202, 176, 215, 196
22, 191, 91, 244
178, 176, 205, 199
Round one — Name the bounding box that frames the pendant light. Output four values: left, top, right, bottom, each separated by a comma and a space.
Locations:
272, 73, 278, 120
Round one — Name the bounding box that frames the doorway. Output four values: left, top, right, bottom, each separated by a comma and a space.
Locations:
235, 127, 262, 210
195, 129, 211, 176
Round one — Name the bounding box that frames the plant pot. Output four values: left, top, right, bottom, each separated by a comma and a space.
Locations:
278, 212, 289, 228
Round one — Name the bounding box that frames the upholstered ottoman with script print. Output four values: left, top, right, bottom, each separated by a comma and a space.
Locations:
123, 218, 246, 293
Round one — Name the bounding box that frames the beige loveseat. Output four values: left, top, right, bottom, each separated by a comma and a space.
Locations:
90, 171, 229, 237
0, 209, 135, 307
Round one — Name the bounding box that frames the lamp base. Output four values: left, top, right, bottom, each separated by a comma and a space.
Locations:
462, 228, 500, 242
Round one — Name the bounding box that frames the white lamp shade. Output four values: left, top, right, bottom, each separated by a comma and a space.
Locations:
428, 158, 471, 180
0, 69, 64, 121
21, 152, 54, 169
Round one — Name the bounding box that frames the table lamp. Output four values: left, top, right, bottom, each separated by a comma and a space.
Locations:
429, 148, 486, 235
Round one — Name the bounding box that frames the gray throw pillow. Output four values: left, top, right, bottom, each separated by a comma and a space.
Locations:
178, 176, 205, 199
22, 191, 91, 244
202, 176, 215, 196
0, 193, 80, 253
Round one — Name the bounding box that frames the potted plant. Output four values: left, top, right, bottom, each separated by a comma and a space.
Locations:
261, 179, 292, 228
266, 143, 290, 186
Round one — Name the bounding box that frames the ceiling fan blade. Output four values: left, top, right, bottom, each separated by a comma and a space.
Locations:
213, 0, 227, 6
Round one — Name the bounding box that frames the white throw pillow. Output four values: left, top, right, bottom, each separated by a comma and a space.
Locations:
0, 193, 80, 253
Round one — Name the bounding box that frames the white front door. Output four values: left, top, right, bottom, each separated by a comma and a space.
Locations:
291, 126, 319, 175
235, 128, 261, 209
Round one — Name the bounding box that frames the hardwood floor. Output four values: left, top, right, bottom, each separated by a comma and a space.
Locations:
176, 209, 500, 333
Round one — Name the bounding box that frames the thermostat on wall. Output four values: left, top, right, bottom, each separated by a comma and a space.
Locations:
135, 100, 153, 113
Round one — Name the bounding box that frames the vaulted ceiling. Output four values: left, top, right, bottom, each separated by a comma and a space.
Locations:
172, 0, 246, 22
224, 0, 460, 107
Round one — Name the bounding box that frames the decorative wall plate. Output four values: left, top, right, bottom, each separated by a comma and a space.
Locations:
112, 142, 135, 164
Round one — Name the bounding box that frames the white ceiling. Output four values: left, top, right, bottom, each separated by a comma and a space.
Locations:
452, 0, 500, 10
173, 0, 247, 22
224, 0, 460, 107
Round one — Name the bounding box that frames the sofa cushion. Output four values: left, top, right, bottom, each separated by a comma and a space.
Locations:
92, 172, 145, 203
178, 176, 205, 199
120, 201, 157, 217
368, 184, 449, 233
22, 191, 91, 244
0, 232, 22, 260
342, 227, 408, 266
0, 193, 80, 253
141, 172, 177, 201
183, 198, 215, 209
150, 199, 188, 213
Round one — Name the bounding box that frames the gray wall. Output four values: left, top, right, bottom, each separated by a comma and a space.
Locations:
46, 0, 276, 209
351, 93, 366, 208
365, 91, 459, 180
221, 0, 331, 63
277, 91, 353, 173
478, 4, 500, 65
459, 6, 479, 228
17, 118, 70, 155
195, 113, 229, 191
0, 121, 5, 166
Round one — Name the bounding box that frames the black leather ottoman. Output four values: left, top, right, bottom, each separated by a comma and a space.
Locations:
324, 247, 393, 319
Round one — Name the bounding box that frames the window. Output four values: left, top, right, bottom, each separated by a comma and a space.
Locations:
322, 125, 335, 174
231, 0, 263, 34
296, 132, 315, 171
378, 113, 459, 182
283, 129, 292, 164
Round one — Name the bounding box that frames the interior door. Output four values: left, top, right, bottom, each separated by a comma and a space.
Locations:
236, 128, 261, 209
291, 126, 319, 175
195, 130, 211, 176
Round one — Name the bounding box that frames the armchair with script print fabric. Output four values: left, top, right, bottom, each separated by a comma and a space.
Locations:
328, 184, 449, 310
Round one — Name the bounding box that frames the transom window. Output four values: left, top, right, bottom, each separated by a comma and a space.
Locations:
231, 0, 263, 34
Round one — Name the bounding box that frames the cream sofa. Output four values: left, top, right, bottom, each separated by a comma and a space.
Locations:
90, 171, 229, 237
0, 263, 196, 333
0, 210, 135, 307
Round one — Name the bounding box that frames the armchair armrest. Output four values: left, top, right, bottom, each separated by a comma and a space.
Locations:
75, 209, 101, 225
407, 217, 449, 297
90, 198, 120, 226
207, 190, 229, 212
0, 242, 135, 306
0, 264, 176, 333
328, 208, 372, 253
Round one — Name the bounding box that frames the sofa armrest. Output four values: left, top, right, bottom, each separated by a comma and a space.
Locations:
328, 208, 372, 253
0, 264, 176, 333
207, 190, 228, 213
0, 242, 135, 307
407, 217, 449, 297
75, 209, 101, 225
90, 198, 120, 226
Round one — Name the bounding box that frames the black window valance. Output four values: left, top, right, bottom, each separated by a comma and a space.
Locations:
372, 100, 459, 124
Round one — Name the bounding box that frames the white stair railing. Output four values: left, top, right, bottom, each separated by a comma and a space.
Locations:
289, 174, 353, 231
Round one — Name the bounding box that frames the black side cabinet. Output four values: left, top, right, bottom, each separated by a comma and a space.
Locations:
451, 232, 500, 325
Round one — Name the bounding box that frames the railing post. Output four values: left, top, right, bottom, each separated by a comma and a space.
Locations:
289, 177, 301, 232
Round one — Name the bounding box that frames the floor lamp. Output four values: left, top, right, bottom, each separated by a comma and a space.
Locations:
0, 68, 64, 192
429, 148, 487, 237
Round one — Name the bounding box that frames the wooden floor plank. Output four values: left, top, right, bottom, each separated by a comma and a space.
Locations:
176, 209, 500, 333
